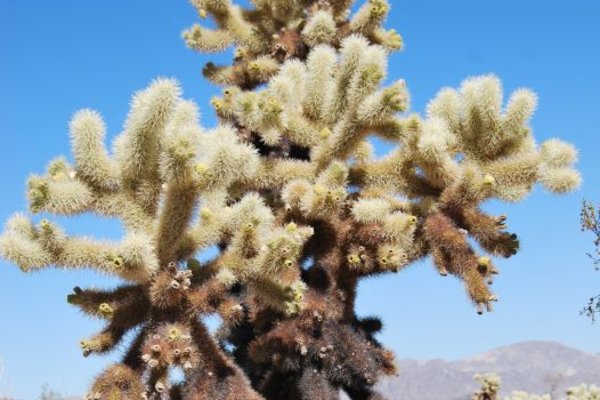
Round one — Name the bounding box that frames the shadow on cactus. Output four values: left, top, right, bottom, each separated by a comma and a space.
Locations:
0, 0, 581, 399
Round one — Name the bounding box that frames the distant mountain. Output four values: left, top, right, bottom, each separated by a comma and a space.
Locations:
370, 341, 600, 400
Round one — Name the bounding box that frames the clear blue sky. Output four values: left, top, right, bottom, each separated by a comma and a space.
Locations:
1, 1, 599, 399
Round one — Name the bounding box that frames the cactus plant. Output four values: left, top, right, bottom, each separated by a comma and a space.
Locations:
0, 0, 581, 399
472, 373, 502, 400
472, 374, 600, 400
566, 384, 600, 400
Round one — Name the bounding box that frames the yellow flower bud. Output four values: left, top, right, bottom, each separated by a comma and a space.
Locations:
200, 207, 212, 220
194, 163, 208, 175
211, 98, 224, 111
98, 303, 114, 316
319, 127, 332, 139
347, 254, 361, 266
107, 255, 124, 268
477, 256, 491, 267
389, 31, 403, 50
370, 3, 387, 17
51, 172, 66, 181
168, 327, 181, 340
234, 48, 246, 59
483, 174, 496, 186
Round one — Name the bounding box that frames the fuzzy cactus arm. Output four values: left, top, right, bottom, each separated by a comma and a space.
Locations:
91, 191, 155, 231
58, 234, 158, 281
458, 208, 518, 258
194, 125, 261, 190
87, 364, 145, 399
67, 285, 148, 319
423, 76, 580, 201
325, 35, 370, 120
114, 78, 180, 185
69, 109, 120, 190
156, 184, 200, 264
27, 172, 94, 215
190, 0, 263, 51
349, 0, 390, 37
187, 275, 239, 316
302, 45, 337, 121
423, 212, 495, 311
183, 24, 235, 53
302, 10, 337, 47
203, 57, 281, 89
79, 313, 143, 357
247, 159, 315, 190
26, 162, 154, 232
155, 101, 204, 265
0, 216, 158, 281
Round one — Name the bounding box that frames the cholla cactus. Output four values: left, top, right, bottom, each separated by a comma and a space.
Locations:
473, 373, 502, 400
504, 392, 551, 400
500, 384, 599, 400
472, 374, 552, 400
567, 384, 600, 400
472, 375, 599, 400
0, 0, 581, 399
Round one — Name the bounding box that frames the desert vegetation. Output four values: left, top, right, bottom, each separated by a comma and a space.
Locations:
581, 200, 600, 321
473, 374, 600, 400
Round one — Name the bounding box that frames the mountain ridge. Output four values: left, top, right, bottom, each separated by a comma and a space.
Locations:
372, 341, 600, 400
